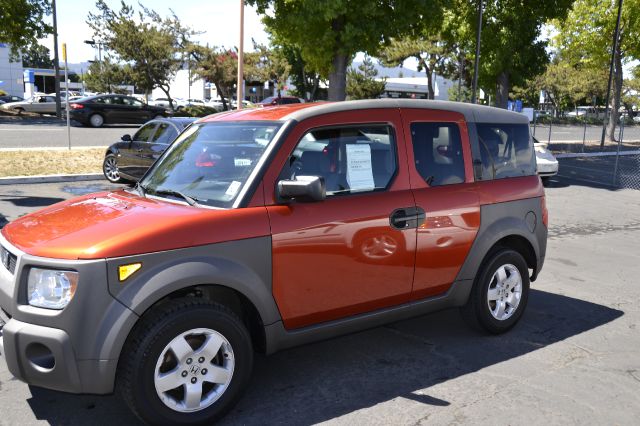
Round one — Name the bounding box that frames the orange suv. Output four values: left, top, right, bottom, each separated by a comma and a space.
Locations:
0, 100, 547, 425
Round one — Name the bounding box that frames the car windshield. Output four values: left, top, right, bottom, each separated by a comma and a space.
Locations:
140, 121, 282, 208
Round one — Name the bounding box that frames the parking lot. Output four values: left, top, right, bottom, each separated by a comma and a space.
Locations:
0, 176, 639, 425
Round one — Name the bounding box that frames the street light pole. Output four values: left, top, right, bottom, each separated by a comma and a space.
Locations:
471, 0, 483, 104
52, 0, 62, 118
236, 0, 244, 110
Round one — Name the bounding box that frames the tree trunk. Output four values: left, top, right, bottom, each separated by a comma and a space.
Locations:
495, 71, 510, 109
420, 59, 434, 100
160, 86, 174, 110
215, 82, 227, 111
607, 43, 623, 142
328, 53, 348, 101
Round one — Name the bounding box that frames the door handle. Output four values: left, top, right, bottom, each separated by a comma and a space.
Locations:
389, 207, 426, 230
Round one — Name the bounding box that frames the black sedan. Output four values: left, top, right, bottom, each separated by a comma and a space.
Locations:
69, 94, 170, 127
103, 117, 196, 183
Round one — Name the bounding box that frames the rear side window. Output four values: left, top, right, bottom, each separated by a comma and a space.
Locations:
282, 125, 397, 196
476, 123, 536, 180
133, 123, 157, 142
410, 122, 465, 186
151, 123, 178, 144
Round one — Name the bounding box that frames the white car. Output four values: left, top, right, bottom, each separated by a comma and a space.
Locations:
533, 136, 559, 183
148, 97, 187, 110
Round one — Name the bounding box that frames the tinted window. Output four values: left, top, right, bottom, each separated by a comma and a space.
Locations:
476, 123, 536, 180
281, 98, 300, 104
283, 125, 397, 195
133, 123, 158, 142
410, 122, 465, 186
151, 123, 178, 144
123, 97, 144, 107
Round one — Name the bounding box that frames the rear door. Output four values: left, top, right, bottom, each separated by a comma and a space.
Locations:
263, 109, 417, 329
401, 109, 481, 300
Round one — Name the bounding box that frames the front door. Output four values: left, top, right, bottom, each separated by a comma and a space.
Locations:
265, 110, 417, 330
119, 122, 158, 179
401, 109, 481, 300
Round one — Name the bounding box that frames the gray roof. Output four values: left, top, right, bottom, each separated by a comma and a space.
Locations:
284, 99, 529, 124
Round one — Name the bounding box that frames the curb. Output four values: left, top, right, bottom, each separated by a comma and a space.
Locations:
0, 173, 104, 185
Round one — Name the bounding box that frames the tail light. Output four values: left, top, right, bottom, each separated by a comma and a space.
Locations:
541, 196, 548, 227
69, 103, 83, 109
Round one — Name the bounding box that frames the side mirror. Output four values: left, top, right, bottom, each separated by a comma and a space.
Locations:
121, 134, 132, 142
277, 175, 326, 202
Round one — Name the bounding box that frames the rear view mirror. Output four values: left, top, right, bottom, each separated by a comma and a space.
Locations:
277, 175, 326, 202
121, 134, 132, 142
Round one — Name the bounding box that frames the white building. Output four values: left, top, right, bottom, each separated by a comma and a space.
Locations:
381, 75, 454, 100
151, 69, 210, 101
0, 43, 25, 97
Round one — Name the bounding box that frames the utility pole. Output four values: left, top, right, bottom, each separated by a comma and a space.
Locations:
471, 0, 483, 104
600, 0, 624, 148
52, 0, 62, 118
63, 43, 71, 150
236, 0, 244, 110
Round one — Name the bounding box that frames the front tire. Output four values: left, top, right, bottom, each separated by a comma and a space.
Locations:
460, 248, 530, 334
118, 299, 253, 425
103, 153, 124, 183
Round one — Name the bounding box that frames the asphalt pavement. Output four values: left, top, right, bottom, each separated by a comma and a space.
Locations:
0, 176, 639, 425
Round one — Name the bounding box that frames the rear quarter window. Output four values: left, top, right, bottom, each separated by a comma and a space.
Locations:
476, 123, 536, 180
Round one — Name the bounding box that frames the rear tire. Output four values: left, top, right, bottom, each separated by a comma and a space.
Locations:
118, 299, 253, 425
460, 248, 530, 334
15, 107, 24, 114
89, 113, 104, 127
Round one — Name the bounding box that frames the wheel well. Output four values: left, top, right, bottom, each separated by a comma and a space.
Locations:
143, 284, 267, 353
492, 235, 537, 280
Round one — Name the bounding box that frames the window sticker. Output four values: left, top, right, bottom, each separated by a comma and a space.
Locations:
234, 158, 252, 167
225, 180, 242, 198
346, 144, 375, 191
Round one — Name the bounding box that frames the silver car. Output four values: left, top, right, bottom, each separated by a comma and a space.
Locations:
0, 94, 58, 114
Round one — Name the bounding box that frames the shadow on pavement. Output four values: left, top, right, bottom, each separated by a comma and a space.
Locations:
24, 290, 622, 425
0, 195, 65, 208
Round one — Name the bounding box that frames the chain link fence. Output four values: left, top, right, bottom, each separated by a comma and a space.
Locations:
531, 117, 640, 190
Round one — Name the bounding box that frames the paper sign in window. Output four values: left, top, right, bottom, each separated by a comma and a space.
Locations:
346, 144, 375, 191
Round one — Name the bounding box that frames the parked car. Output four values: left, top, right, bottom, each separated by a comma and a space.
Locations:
0, 94, 57, 114
0, 99, 547, 425
148, 97, 188, 110
68, 94, 170, 127
0, 95, 24, 104
532, 135, 559, 183
257, 95, 303, 106
102, 117, 197, 183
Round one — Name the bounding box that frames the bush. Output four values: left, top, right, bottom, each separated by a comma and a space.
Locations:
172, 105, 222, 117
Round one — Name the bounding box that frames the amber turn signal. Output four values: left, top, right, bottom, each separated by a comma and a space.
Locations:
118, 263, 142, 282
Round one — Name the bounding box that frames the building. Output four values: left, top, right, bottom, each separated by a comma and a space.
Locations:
0, 43, 25, 97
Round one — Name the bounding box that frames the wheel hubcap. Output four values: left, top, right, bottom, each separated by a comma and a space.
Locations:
154, 328, 235, 413
486, 263, 522, 321
104, 157, 119, 181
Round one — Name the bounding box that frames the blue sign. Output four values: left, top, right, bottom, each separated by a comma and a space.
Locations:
507, 100, 514, 111
23, 69, 35, 84
515, 100, 523, 112
0, 43, 7, 48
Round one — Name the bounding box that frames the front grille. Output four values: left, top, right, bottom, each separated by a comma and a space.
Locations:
0, 245, 17, 274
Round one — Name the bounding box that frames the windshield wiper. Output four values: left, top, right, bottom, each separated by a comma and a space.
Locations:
152, 188, 199, 206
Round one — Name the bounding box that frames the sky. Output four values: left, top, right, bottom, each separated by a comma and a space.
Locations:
40, 0, 272, 65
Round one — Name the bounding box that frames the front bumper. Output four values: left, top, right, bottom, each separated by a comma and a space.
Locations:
0, 233, 137, 394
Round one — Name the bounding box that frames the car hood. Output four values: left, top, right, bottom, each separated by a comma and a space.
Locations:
1, 190, 270, 260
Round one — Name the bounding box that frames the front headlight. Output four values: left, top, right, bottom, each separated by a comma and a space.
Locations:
27, 268, 78, 310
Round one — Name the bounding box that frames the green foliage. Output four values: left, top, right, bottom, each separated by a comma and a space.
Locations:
245, 42, 291, 98
172, 105, 221, 117
87, 0, 196, 102
190, 45, 237, 110
249, 0, 431, 101
21, 43, 54, 68
279, 44, 325, 101
0, 0, 52, 59
346, 56, 386, 100
84, 57, 134, 93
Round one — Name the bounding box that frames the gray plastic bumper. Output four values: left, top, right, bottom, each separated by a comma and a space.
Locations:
1, 318, 117, 394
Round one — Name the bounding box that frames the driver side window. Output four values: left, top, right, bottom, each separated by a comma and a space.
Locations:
281, 124, 397, 196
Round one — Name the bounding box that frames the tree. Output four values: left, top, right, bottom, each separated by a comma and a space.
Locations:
446, 0, 572, 108
87, 0, 196, 105
0, 0, 52, 60
245, 42, 290, 98
191, 45, 238, 111
280, 44, 324, 101
346, 56, 386, 100
378, 36, 456, 100
249, 0, 430, 101
21, 43, 54, 68
84, 57, 134, 93
553, 0, 640, 142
